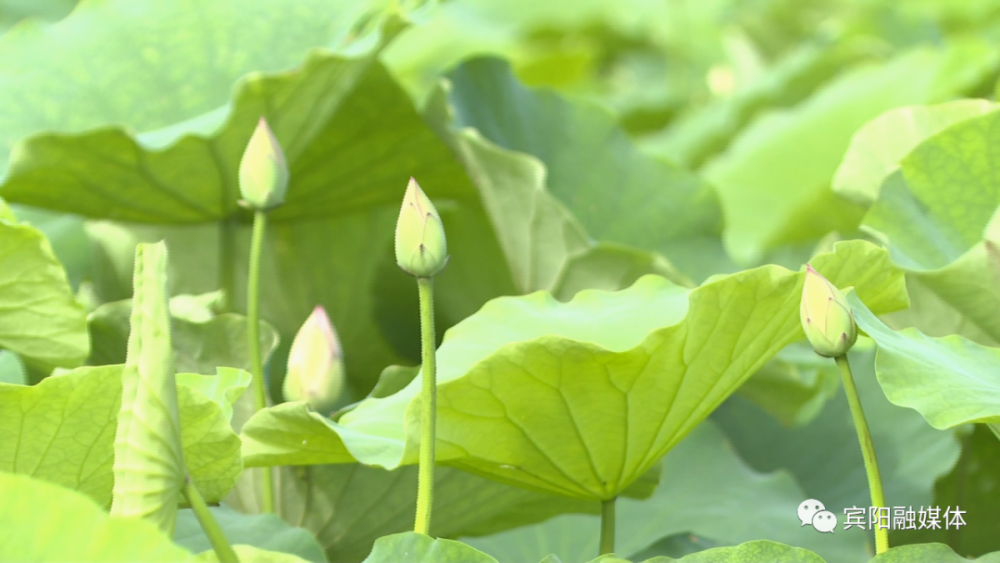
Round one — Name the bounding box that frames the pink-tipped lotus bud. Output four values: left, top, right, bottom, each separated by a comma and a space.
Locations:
800, 264, 858, 358
394, 177, 448, 278
238, 117, 288, 211
283, 305, 345, 413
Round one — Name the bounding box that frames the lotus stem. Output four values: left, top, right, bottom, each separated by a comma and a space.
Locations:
247, 209, 274, 513
600, 497, 616, 555
836, 354, 888, 554
414, 276, 437, 534
184, 476, 239, 563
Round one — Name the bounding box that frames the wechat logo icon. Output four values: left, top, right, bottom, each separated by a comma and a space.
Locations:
798, 499, 837, 534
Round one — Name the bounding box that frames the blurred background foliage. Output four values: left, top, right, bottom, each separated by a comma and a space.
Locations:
1, 0, 999, 561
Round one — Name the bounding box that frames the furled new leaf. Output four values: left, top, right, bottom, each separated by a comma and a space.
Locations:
110, 241, 184, 533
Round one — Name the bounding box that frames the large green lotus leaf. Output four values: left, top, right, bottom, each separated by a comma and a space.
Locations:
832, 100, 999, 207
1, 49, 409, 222
867, 544, 1000, 562
892, 424, 1000, 557
241, 241, 907, 491
0, 208, 87, 369
704, 42, 999, 265
422, 242, 907, 499
850, 292, 1000, 429
239, 272, 690, 469
860, 107, 1000, 344
362, 532, 497, 563
277, 460, 658, 562
624, 534, 721, 562
463, 421, 865, 563
0, 363, 249, 509
0, 472, 192, 562
195, 545, 312, 563
714, 345, 961, 561
88, 296, 279, 376
595, 540, 826, 563
0, 364, 121, 507
174, 504, 325, 563
0, 0, 409, 174
109, 242, 184, 533
447, 57, 728, 283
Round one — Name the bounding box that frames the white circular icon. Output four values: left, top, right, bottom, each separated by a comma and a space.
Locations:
797, 499, 825, 527
812, 510, 837, 533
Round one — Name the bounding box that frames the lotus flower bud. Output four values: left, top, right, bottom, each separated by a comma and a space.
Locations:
394, 177, 448, 278
283, 305, 345, 414
800, 264, 858, 358
238, 117, 288, 211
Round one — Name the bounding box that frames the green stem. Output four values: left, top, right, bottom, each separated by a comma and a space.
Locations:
184, 477, 240, 563
413, 276, 437, 534
599, 497, 616, 556
247, 210, 274, 513
836, 354, 888, 554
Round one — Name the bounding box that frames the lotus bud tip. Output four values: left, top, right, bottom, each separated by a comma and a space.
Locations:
394, 177, 448, 278
238, 116, 289, 211
283, 304, 345, 413
800, 264, 857, 358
